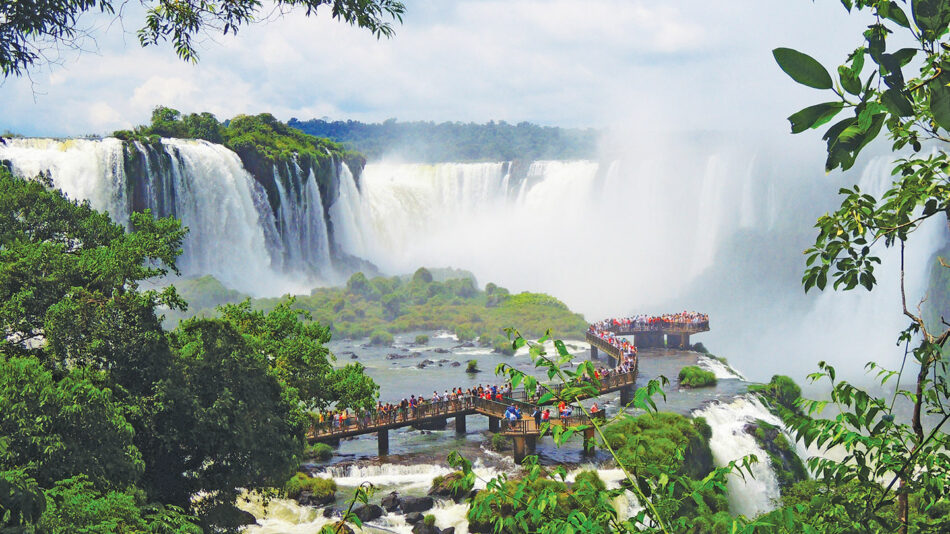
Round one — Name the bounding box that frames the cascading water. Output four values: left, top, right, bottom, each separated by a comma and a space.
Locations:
0, 137, 344, 295
692, 394, 793, 517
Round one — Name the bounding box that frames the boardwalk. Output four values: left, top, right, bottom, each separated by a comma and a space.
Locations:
309, 313, 707, 461
309, 369, 637, 461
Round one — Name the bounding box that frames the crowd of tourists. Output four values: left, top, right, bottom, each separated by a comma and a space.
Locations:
589, 311, 709, 335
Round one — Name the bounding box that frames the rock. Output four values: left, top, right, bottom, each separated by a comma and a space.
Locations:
381, 491, 401, 512
328, 520, 354, 534
387, 353, 415, 360
442, 528, 455, 534
233, 508, 258, 527
428, 472, 468, 502
352, 504, 384, 523
421, 359, 435, 365
322, 507, 337, 518
350, 354, 359, 359
416, 362, 427, 369
438, 363, 443, 367
433, 348, 450, 354
453, 342, 475, 349
399, 495, 434, 513
297, 490, 333, 507
412, 524, 440, 534
450, 362, 461, 367
405, 512, 424, 524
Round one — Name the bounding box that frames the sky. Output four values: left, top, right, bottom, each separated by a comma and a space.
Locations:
1, 0, 872, 137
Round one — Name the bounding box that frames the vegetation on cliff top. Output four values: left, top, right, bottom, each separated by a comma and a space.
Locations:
677, 365, 717, 388
288, 117, 600, 162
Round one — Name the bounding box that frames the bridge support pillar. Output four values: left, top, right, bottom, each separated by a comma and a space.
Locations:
582, 427, 596, 456
512, 436, 528, 464
682, 334, 690, 349
488, 416, 500, 432
620, 385, 633, 407
590, 345, 598, 361
666, 334, 680, 348
378, 429, 389, 456
527, 436, 537, 455
455, 415, 466, 434
325, 438, 340, 447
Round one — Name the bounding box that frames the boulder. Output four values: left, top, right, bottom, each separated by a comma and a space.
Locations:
352, 504, 384, 523
322, 507, 337, 518
350, 354, 359, 359
443, 528, 456, 534
328, 521, 354, 534
381, 491, 401, 512
412, 524, 440, 534
297, 490, 334, 507
450, 362, 461, 367
405, 512, 425, 524
428, 472, 468, 502
433, 348, 450, 354
399, 495, 434, 513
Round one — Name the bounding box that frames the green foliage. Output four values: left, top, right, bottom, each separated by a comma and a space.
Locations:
466, 359, 479, 373
423, 513, 436, 526
412, 267, 434, 284
305, 443, 334, 462
287, 118, 600, 162
369, 329, 394, 346
37, 475, 201, 534
677, 365, 717, 388
603, 412, 715, 480
1, 0, 405, 77
415, 334, 429, 345
283, 472, 337, 500
244, 272, 588, 342
747, 420, 808, 491
488, 433, 510, 452
0, 468, 45, 529
768, 7, 950, 530
749, 374, 802, 413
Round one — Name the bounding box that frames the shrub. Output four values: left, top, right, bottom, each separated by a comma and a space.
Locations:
424, 514, 436, 527
284, 472, 337, 500
749, 375, 802, 413
305, 442, 333, 461
412, 267, 434, 284
466, 360, 479, 373
691, 342, 709, 354
489, 433, 510, 451
455, 325, 476, 342
369, 330, 394, 346
415, 334, 429, 345
678, 366, 717, 388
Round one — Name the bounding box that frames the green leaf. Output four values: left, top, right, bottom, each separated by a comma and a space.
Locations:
788, 102, 844, 133
881, 89, 914, 117
928, 77, 950, 131
912, 0, 950, 42
838, 66, 862, 95
538, 392, 555, 404
882, 1, 910, 27
773, 48, 834, 89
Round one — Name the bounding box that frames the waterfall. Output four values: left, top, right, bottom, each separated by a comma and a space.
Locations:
0, 137, 338, 296
692, 395, 791, 517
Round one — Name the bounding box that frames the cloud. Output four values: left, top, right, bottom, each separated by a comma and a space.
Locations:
0, 0, 872, 136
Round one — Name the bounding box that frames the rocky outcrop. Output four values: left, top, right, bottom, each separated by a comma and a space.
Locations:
352, 504, 384, 523
399, 496, 434, 513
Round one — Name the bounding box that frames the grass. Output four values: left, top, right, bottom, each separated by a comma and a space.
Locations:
678, 365, 717, 388
283, 472, 337, 500
304, 442, 334, 461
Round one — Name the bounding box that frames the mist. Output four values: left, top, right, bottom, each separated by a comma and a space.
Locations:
327, 127, 946, 384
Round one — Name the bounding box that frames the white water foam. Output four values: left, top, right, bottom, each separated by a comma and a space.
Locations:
692, 394, 790, 518
697, 355, 746, 380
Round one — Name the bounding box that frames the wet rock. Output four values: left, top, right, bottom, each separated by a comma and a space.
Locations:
400, 496, 434, 513
387, 353, 416, 360
433, 348, 450, 354
322, 507, 337, 518
328, 521, 354, 534
297, 490, 333, 507
350, 354, 359, 359
381, 491, 400, 512
412, 524, 440, 534
442, 528, 456, 534
428, 472, 468, 502
353, 504, 384, 523
450, 361, 461, 367
453, 342, 475, 349
405, 512, 424, 524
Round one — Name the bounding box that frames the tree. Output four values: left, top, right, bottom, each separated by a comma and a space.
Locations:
767, 1, 950, 532
0, 0, 405, 77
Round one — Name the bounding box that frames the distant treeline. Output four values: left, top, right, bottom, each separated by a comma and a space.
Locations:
287, 118, 601, 162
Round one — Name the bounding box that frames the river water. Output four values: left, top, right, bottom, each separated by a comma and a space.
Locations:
239, 331, 774, 533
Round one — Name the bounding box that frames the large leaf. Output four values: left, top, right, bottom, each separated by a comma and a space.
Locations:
881, 89, 914, 117
788, 102, 844, 133
912, 0, 950, 42
929, 76, 950, 131
773, 47, 834, 89
838, 66, 862, 95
